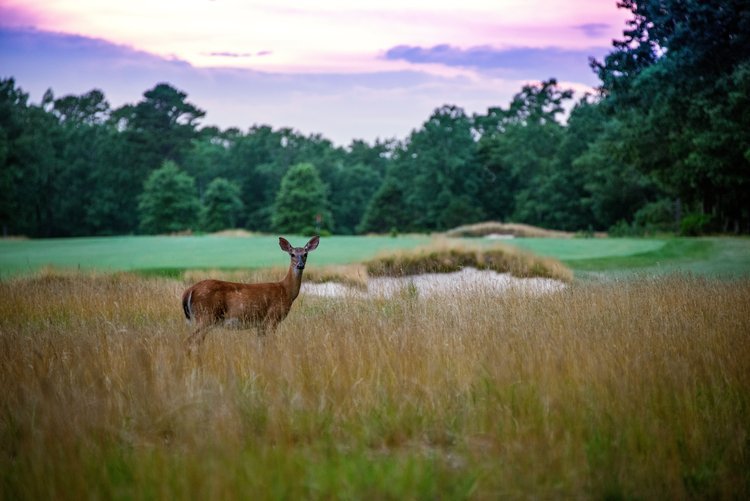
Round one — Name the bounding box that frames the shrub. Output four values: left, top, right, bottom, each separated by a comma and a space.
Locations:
633, 199, 676, 234
607, 219, 643, 237
680, 212, 713, 236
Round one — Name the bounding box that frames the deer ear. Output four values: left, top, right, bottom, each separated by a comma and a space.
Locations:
305, 235, 320, 252
279, 237, 293, 252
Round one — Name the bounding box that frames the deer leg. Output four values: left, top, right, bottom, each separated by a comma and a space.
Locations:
257, 319, 273, 337
258, 312, 281, 337
186, 323, 213, 348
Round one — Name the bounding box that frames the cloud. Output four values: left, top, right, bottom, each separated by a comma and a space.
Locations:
1, 27, 604, 145
384, 44, 607, 84
0, 4, 41, 28
1, 26, 192, 71
1, 27, 492, 144
575, 23, 611, 38
206, 51, 272, 58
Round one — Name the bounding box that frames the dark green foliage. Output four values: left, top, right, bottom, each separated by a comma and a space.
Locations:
400, 105, 485, 231
357, 176, 410, 234
680, 213, 714, 237
329, 163, 382, 235
200, 177, 244, 232
475, 79, 575, 227
138, 161, 201, 234
110, 84, 205, 232
591, 0, 750, 233
272, 163, 332, 235
0, 79, 34, 236
633, 199, 678, 235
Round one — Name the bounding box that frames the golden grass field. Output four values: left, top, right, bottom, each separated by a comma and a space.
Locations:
1, 267, 749, 499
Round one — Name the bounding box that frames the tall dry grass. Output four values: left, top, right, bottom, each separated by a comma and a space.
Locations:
1, 270, 749, 499
444, 221, 576, 238
366, 238, 573, 282
183, 263, 369, 290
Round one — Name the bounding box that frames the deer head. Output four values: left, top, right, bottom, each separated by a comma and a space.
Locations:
279, 235, 320, 271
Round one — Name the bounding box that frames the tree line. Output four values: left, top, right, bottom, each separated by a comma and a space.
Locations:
1, 0, 748, 237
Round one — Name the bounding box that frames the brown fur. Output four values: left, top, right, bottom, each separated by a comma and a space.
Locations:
183, 236, 319, 346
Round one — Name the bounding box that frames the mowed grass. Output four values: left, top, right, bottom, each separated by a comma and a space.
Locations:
1, 272, 749, 498
3, 234, 749, 280
499, 237, 750, 278
0, 234, 432, 278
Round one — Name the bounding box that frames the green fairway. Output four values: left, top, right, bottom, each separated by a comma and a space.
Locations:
0, 235, 432, 277
501, 237, 750, 278
493, 237, 665, 261
1, 234, 748, 279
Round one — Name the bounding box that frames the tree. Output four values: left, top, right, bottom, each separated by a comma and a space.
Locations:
50, 89, 121, 236
329, 163, 382, 234
475, 79, 574, 226
0, 78, 30, 236
111, 84, 205, 232
183, 127, 232, 197
138, 161, 201, 234
6, 88, 64, 237
592, 0, 750, 232
574, 117, 662, 229
53, 89, 109, 125
200, 177, 244, 232
112, 83, 205, 167
518, 96, 613, 231
346, 138, 393, 178
225, 126, 344, 232
400, 105, 484, 230
271, 163, 331, 234
357, 175, 410, 234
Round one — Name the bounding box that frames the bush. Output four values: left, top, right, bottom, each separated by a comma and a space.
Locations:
633, 199, 676, 234
680, 212, 713, 236
607, 219, 643, 237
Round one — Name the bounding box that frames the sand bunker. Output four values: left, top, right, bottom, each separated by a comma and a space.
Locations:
301, 267, 566, 299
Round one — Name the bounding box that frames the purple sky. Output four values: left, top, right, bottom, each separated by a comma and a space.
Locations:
0, 1, 629, 145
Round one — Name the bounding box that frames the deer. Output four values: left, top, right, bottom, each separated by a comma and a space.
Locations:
182, 236, 320, 347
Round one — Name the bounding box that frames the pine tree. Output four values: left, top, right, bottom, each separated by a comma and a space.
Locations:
200, 177, 244, 232
271, 163, 331, 234
138, 161, 200, 234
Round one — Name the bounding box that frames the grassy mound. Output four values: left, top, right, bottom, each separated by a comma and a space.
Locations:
445, 221, 576, 238
365, 239, 573, 282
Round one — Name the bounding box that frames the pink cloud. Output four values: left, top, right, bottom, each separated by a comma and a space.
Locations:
0, 3, 44, 28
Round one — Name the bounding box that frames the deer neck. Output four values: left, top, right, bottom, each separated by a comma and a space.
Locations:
281, 264, 304, 301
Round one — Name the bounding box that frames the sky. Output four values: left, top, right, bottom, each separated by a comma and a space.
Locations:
0, 1, 629, 146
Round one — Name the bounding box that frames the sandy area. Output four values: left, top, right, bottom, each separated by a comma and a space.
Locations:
301, 267, 566, 299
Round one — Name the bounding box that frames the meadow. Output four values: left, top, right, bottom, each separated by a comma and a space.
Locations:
1, 236, 749, 498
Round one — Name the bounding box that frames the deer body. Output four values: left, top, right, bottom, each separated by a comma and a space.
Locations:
182, 236, 319, 346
